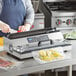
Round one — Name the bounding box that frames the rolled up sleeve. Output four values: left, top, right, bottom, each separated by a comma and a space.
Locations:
24, 0, 35, 26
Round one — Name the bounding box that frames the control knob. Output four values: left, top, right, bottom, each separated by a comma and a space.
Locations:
66, 19, 72, 25
56, 19, 62, 26
73, 19, 76, 25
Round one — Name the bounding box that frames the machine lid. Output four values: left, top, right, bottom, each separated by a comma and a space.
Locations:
6, 28, 59, 39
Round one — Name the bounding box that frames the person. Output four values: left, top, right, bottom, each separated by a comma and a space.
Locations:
0, 0, 34, 76
0, 0, 34, 36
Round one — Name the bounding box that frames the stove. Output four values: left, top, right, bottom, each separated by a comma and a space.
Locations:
40, 0, 76, 29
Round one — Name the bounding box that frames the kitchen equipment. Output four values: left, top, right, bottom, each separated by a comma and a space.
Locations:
31, 0, 45, 31
4, 28, 72, 59
31, 13, 44, 31
40, 0, 76, 29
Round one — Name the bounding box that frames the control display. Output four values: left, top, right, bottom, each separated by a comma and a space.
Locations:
27, 35, 49, 43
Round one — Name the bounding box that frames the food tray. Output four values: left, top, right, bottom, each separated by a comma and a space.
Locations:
32, 47, 71, 64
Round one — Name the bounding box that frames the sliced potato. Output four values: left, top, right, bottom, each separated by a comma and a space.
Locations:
52, 51, 61, 57
39, 50, 46, 57
46, 50, 52, 57
39, 49, 62, 61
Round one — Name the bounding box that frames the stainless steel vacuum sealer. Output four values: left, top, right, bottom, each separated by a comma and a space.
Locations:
4, 28, 72, 59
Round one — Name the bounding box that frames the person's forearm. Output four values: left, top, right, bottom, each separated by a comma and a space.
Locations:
0, 21, 10, 33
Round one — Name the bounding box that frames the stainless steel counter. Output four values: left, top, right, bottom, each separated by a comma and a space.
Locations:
0, 58, 72, 76
0, 40, 76, 76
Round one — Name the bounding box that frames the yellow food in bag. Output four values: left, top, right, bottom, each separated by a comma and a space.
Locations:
39, 50, 46, 57
0, 37, 4, 46
39, 49, 62, 61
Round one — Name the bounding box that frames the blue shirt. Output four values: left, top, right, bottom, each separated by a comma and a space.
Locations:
0, 0, 35, 25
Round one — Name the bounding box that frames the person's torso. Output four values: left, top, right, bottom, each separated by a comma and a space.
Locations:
0, 0, 26, 14
0, 0, 26, 36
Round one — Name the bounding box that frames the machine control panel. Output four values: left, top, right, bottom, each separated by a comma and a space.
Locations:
27, 35, 49, 43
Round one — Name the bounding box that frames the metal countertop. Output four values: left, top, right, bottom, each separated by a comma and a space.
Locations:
0, 40, 76, 76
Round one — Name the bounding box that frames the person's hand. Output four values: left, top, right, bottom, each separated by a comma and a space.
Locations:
18, 23, 31, 32
0, 21, 10, 33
